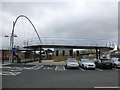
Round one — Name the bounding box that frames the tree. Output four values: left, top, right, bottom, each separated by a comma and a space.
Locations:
80, 50, 95, 54
45, 49, 53, 59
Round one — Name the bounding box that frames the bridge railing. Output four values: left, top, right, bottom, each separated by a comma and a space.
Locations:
23, 37, 115, 48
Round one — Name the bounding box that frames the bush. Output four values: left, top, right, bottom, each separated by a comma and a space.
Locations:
54, 60, 65, 62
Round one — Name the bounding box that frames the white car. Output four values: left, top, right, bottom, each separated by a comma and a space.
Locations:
111, 58, 120, 68
66, 58, 79, 68
78, 59, 95, 69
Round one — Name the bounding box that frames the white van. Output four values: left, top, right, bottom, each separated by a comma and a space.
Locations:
111, 58, 120, 68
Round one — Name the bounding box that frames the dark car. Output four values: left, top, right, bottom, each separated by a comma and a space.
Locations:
95, 59, 113, 69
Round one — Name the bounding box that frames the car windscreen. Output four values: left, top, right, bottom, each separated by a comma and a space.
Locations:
68, 59, 76, 62
82, 60, 91, 62
113, 58, 120, 61
101, 60, 111, 63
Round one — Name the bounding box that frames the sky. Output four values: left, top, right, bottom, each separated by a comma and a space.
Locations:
0, 0, 119, 49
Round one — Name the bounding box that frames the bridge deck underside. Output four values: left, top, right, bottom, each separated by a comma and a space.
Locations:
24, 45, 113, 50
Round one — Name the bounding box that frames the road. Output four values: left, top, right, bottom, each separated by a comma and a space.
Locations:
1, 65, 119, 88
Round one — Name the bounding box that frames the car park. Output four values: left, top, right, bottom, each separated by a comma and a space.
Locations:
66, 58, 79, 69
95, 59, 113, 69
111, 58, 120, 68
78, 59, 95, 69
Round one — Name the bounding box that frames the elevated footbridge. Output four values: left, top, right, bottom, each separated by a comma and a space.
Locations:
23, 37, 114, 50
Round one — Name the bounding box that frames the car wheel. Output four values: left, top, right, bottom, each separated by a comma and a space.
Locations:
66, 65, 68, 69
114, 64, 117, 68
100, 65, 103, 69
110, 66, 113, 69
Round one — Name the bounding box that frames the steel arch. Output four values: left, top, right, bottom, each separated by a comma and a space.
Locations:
10, 15, 42, 63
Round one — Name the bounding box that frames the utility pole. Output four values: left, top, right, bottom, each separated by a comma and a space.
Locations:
5, 30, 17, 64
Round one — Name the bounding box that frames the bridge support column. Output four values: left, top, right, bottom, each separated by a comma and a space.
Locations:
95, 48, 98, 60
62, 50, 65, 56
69, 49, 73, 56
39, 46, 42, 63
76, 50, 79, 56
2, 50, 4, 64
34, 49, 36, 62
98, 49, 101, 59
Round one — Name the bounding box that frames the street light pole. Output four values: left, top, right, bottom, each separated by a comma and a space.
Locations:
5, 33, 17, 64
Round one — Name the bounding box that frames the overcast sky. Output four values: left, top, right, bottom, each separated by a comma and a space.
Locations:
0, 0, 119, 49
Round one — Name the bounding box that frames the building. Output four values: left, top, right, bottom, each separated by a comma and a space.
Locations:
52, 48, 80, 60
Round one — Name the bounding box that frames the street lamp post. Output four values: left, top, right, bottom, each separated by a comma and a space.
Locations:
5, 32, 17, 64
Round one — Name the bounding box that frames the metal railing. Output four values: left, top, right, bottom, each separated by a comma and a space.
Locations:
23, 37, 115, 48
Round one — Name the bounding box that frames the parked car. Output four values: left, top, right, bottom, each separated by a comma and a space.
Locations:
78, 59, 95, 69
66, 58, 79, 69
95, 59, 113, 69
111, 58, 120, 68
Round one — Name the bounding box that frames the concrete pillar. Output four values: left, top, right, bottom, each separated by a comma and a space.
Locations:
39, 46, 42, 63
98, 49, 101, 59
34, 49, 36, 62
63, 50, 65, 56
56, 50, 59, 56
96, 48, 98, 60
2, 50, 4, 64
76, 50, 79, 56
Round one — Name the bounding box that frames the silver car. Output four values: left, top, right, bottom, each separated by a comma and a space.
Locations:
78, 59, 95, 69
111, 58, 120, 68
66, 58, 79, 69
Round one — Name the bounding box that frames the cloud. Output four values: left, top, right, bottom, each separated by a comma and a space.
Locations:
1, 1, 118, 49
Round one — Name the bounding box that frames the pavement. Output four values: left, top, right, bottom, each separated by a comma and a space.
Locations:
27, 60, 66, 65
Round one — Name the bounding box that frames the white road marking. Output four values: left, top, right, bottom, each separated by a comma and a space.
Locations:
96, 68, 103, 71
63, 66, 66, 71
112, 68, 119, 71
23, 67, 31, 70
79, 67, 84, 71
1, 66, 11, 69
9, 72, 21, 76
1, 72, 13, 76
55, 65, 65, 71
37, 65, 44, 69
44, 65, 54, 69
55, 65, 58, 70
0, 71, 21, 76
31, 65, 44, 70
94, 86, 120, 88
11, 67, 22, 71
